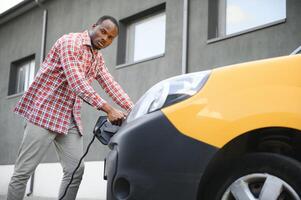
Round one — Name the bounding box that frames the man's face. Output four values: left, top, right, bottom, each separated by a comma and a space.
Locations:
90, 19, 118, 50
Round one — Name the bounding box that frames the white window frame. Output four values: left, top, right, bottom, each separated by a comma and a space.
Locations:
291, 46, 301, 55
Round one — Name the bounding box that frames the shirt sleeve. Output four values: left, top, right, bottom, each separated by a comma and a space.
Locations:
59, 37, 106, 110
95, 60, 134, 113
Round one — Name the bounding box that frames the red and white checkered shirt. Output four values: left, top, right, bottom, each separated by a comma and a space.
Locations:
14, 31, 133, 135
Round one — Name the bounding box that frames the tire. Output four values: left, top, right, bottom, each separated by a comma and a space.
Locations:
201, 153, 301, 200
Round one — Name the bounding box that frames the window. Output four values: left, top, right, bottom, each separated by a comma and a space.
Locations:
8, 56, 35, 95
208, 0, 286, 39
126, 12, 166, 63
117, 3, 166, 65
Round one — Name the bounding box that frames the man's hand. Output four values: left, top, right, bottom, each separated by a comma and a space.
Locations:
107, 108, 126, 126
101, 103, 126, 126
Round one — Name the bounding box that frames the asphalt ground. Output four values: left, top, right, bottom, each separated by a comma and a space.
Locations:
0, 195, 102, 200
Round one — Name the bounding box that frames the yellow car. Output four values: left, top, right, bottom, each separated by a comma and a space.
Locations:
104, 51, 301, 200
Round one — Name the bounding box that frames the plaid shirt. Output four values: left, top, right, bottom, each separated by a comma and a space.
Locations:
14, 31, 133, 135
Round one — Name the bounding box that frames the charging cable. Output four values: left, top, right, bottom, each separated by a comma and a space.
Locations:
59, 118, 107, 200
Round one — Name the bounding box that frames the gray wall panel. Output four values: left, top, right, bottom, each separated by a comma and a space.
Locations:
0, 0, 185, 163
0, 7, 43, 164
188, 0, 301, 72
0, 0, 300, 165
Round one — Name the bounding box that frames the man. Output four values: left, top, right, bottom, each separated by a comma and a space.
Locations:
7, 16, 133, 200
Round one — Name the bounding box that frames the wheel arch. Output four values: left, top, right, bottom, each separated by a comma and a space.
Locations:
197, 126, 301, 199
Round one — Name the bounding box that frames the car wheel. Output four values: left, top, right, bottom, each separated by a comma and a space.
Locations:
202, 153, 301, 200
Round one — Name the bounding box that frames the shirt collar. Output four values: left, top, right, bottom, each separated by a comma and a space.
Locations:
82, 30, 98, 54
82, 30, 92, 46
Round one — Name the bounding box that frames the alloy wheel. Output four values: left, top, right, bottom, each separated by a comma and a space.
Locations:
221, 173, 300, 200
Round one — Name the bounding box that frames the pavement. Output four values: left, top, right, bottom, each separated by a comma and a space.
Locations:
0, 195, 102, 200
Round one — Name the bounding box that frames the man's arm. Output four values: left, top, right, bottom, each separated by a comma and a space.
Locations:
95, 60, 134, 114
60, 38, 125, 124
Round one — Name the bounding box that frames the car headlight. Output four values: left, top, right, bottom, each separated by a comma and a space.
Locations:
127, 70, 211, 122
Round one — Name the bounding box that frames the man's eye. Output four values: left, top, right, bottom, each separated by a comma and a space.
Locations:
101, 29, 106, 34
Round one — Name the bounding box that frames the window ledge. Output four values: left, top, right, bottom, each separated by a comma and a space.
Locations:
6, 92, 24, 99
116, 53, 165, 69
207, 18, 286, 44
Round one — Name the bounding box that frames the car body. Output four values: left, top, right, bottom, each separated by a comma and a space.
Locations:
104, 53, 301, 200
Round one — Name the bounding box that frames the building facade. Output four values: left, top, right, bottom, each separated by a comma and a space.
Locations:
0, 0, 300, 198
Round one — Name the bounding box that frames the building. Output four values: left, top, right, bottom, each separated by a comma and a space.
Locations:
0, 0, 300, 199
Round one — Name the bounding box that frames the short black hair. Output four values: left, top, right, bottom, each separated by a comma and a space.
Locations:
96, 15, 119, 32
